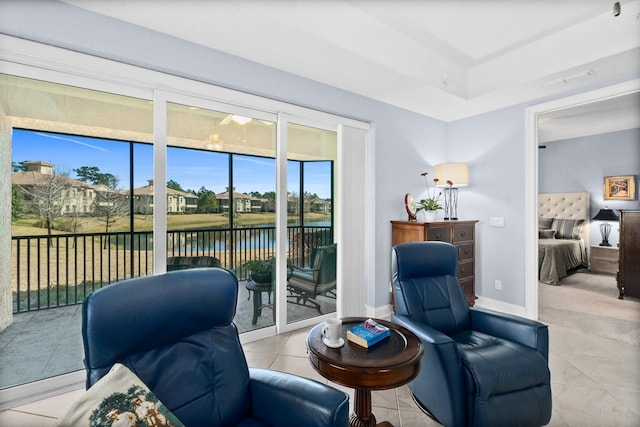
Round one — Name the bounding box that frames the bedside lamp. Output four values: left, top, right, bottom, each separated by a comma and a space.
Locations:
592, 207, 619, 247
435, 162, 469, 220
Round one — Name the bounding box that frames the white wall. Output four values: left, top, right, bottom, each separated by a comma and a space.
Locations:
447, 105, 529, 305
539, 128, 640, 247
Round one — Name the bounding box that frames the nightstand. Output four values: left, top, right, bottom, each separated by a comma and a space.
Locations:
590, 246, 619, 275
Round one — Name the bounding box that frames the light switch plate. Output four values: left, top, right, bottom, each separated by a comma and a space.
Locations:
490, 217, 505, 227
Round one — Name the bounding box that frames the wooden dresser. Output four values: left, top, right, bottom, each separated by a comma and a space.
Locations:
617, 210, 640, 299
391, 220, 478, 306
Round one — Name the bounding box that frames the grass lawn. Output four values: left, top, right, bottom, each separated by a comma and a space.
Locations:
12, 212, 330, 236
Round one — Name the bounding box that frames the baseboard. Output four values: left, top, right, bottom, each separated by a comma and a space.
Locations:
366, 303, 394, 320
474, 296, 530, 318
369, 298, 531, 322
0, 370, 85, 411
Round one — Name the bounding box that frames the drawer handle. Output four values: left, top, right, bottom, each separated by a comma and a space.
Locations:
459, 231, 466, 237
459, 267, 465, 274
463, 248, 470, 255
434, 233, 441, 239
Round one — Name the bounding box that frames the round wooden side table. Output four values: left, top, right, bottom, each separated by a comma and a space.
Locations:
307, 317, 423, 427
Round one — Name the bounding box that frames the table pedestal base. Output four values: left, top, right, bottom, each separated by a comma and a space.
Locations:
350, 389, 394, 427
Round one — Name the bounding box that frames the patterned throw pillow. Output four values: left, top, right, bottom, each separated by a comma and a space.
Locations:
551, 218, 585, 240
538, 217, 554, 230
539, 229, 556, 239
55, 363, 184, 427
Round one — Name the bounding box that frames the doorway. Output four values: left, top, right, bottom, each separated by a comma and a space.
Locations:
524, 79, 640, 319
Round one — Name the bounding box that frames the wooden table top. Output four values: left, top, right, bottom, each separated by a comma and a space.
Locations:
307, 317, 423, 391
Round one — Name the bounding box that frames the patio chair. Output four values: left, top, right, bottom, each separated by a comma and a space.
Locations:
288, 243, 336, 314
166, 255, 221, 271
82, 268, 350, 427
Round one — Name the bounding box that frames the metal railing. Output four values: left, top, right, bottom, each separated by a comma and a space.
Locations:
11, 225, 332, 313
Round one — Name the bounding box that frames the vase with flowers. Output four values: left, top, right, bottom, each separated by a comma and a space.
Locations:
417, 172, 443, 221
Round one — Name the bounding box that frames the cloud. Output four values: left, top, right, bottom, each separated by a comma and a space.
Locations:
34, 132, 109, 152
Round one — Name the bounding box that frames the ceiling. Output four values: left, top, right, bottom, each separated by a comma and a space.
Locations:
63, 0, 640, 138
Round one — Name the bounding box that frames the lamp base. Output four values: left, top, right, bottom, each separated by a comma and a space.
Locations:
599, 223, 612, 247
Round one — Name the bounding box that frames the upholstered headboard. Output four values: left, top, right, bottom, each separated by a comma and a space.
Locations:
538, 192, 590, 250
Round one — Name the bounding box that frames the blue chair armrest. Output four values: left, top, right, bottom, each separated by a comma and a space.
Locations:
470, 308, 549, 360
249, 368, 349, 427
392, 314, 452, 345
391, 314, 466, 427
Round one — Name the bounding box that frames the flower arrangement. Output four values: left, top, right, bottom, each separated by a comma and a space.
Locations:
417, 172, 443, 212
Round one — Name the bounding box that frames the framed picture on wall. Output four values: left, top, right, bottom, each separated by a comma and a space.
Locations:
604, 175, 636, 200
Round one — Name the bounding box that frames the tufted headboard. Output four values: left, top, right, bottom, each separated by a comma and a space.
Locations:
538, 192, 590, 250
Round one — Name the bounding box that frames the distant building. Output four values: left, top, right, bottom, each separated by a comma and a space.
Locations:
12, 161, 109, 215
216, 188, 263, 213
309, 198, 331, 214
130, 180, 198, 214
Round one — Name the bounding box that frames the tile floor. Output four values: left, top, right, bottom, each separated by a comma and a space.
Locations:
0, 281, 333, 390
1, 272, 638, 426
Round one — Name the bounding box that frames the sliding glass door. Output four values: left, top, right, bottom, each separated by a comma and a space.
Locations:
1, 44, 368, 399
285, 122, 337, 325
165, 100, 278, 332
4, 74, 153, 389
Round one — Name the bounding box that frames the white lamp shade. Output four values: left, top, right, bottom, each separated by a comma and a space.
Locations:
434, 162, 469, 187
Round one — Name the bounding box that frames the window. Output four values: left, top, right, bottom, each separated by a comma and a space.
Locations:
0, 44, 369, 402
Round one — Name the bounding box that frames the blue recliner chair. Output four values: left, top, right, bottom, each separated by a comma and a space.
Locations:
82, 268, 349, 427
391, 241, 552, 427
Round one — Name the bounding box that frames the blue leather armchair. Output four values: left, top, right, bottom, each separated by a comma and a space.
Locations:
82, 268, 349, 427
391, 241, 552, 427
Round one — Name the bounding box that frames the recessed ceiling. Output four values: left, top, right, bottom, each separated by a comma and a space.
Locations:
63, 0, 640, 126
538, 91, 640, 143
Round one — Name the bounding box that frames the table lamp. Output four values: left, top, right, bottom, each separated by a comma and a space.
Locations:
435, 162, 469, 220
591, 207, 619, 246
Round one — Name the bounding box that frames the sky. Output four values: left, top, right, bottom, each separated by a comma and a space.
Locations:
12, 129, 332, 198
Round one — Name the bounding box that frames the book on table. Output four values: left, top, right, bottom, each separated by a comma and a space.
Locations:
346, 318, 391, 348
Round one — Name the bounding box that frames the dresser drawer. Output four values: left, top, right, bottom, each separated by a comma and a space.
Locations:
457, 261, 473, 279
460, 277, 474, 297
427, 227, 451, 242
453, 225, 474, 243
458, 243, 474, 261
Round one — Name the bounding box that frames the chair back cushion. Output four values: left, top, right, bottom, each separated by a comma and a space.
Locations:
392, 241, 470, 333
82, 268, 250, 426
310, 243, 337, 285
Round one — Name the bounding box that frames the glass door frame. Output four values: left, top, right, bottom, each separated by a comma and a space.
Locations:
276, 114, 340, 334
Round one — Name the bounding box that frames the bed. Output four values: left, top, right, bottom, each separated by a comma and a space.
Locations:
538, 192, 590, 285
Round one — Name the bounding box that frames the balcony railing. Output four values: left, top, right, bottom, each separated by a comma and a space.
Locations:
11, 225, 332, 313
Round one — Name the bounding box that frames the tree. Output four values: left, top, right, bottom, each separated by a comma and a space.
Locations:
167, 179, 184, 191
304, 191, 319, 200
12, 161, 28, 172
92, 176, 129, 237
134, 194, 154, 220
195, 187, 218, 213
11, 184, 26, 219
74, 166, 118, 187
19, 170, 71, 247
74, 166, 101, 183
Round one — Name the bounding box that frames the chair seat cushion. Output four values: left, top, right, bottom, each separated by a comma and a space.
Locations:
450, 330, 550, 398
235, 419, 270, 426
